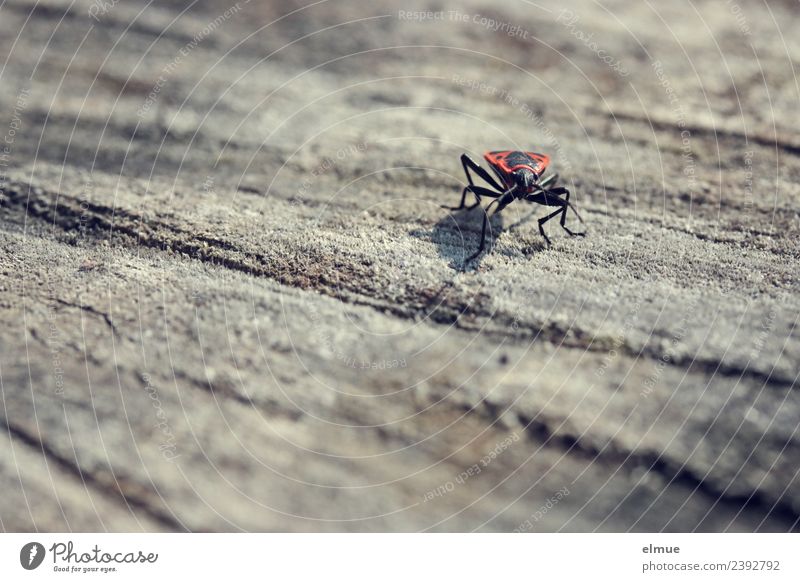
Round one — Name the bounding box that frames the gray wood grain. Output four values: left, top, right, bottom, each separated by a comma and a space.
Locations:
0, 0, 798, 531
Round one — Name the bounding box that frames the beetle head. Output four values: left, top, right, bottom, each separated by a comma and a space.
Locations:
511, 168, 537, 192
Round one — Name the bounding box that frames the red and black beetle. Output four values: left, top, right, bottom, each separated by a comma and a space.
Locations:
444, 151, 585, 260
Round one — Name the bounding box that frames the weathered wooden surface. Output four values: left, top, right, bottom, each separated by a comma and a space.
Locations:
1, 0, 799, 531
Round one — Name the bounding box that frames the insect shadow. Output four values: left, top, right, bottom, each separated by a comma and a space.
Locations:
411, 203, 552, 271
411, 206, 506, 271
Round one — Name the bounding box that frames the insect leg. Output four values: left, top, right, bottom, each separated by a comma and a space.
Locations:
461, 154, 505, 191
539, 186, 585, 225
556, 189, 586, 236
467, 198, 501, 261
467, 213, 490, 261
442, 185, 503, 211
537, 205, 566, 246
443, 186, 471, 210
538, 172, 559, 190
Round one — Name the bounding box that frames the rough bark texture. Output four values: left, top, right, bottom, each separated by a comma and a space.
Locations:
1, 0, 799, 532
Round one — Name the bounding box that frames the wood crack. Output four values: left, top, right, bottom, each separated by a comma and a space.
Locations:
610, 110, 800, 156
0, 418, 185, 531
513, 409, 800, 531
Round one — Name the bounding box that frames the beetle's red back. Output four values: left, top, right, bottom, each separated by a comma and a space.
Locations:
484, 151, 550, 185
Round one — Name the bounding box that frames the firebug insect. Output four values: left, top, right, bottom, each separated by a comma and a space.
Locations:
444, 151, 585, 260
